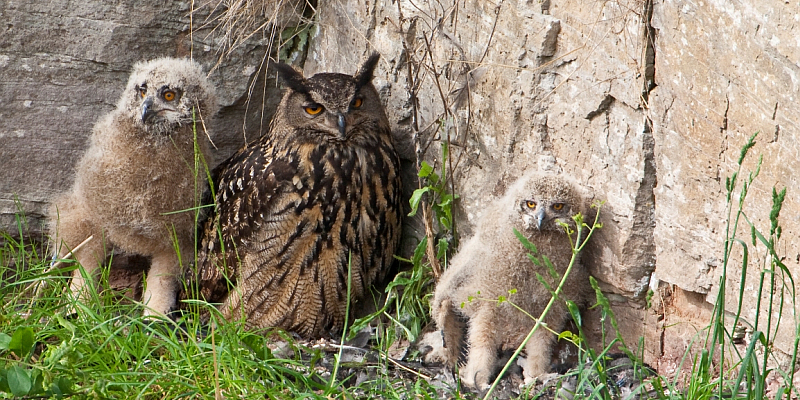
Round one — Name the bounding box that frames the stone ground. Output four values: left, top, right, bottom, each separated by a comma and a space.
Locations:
281, 332, 656, 400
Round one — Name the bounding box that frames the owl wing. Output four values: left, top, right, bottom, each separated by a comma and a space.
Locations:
183, 138, 290, 304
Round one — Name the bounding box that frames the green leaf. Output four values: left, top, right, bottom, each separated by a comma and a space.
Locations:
7, 365, 31, 396
428, 171, 441, 185
497, 295, 506, 303
0, 368, 9, 393
56, 313, 76, 334
590, 276, 634, 359
418, 161, 434, 178
0, 333, 10, 351
29, 369, 44, 396
9, 327, 34, 358
51, 376, 74, 397
407, 187, 430, 217
411, 237, 427, 266
437, 194, 455, 209
566, 300, 582, 327
241, 333, 272, 361
558, 331, 575, 341
513, 229, 538, 255
535, 272, 554, 294
440, 142, 450, 180
436, 238, 449, 261
542, 255, 558, 279
526, 253, 542, 266
438, 215, 452, 230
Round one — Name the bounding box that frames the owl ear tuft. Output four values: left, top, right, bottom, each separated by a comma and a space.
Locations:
354, 52, 380, 89
274, 62, 309, 94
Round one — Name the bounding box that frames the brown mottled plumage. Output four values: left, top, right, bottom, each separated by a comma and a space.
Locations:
49, 58, 217, 317
427, 172, 594, 389
185, 53, 402, 337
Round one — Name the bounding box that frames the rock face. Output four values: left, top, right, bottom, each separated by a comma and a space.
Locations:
650, 0, 800, 356
3, 0, 800, 367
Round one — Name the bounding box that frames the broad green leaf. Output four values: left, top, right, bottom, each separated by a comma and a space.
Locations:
0, 368, 9, 393
9, 327, 34, 358
407, 187, 430, 217
428, 171, 440, 184
0, 333, 10, 350
52, 376, 74, 396
418, 161, 434, 178
56, 313, 76, 334
29, 369, 44, 396
7, 365, 31, 396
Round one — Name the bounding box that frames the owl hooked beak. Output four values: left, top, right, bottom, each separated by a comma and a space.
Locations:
336, 113, 347, 138
141, 97, 156, 123
534, 207, 546, 230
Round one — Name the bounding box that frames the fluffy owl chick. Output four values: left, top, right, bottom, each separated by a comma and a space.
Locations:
429, 171, 594, 390
184, 53, 402, 337
49, 57, 217, 317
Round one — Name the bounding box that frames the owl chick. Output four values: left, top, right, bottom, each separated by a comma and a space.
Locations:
49, 57, 217, 317
184, 53, 402, 338
428, 171, 594, 390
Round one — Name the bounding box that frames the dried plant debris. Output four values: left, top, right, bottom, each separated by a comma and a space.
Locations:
206, 0, 314, 57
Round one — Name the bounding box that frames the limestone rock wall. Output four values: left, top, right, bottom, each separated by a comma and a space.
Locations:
2, 0, 800, 366
650, 0, 800, 356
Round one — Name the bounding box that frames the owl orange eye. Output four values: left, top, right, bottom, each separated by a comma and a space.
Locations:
351, 97, 363, 109
138, 87, 146, 98
525, 200, 536, 209
304, 104, 324, 115
553, 203, 564, 211
163, 91, 176, 101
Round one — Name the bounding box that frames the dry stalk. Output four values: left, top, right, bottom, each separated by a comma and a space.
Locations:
422, 203, 441, 279
396, 3, 446, 280
382, 354, 433, 380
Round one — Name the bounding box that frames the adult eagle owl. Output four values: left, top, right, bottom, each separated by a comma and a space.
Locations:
186, 53, 402, 337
